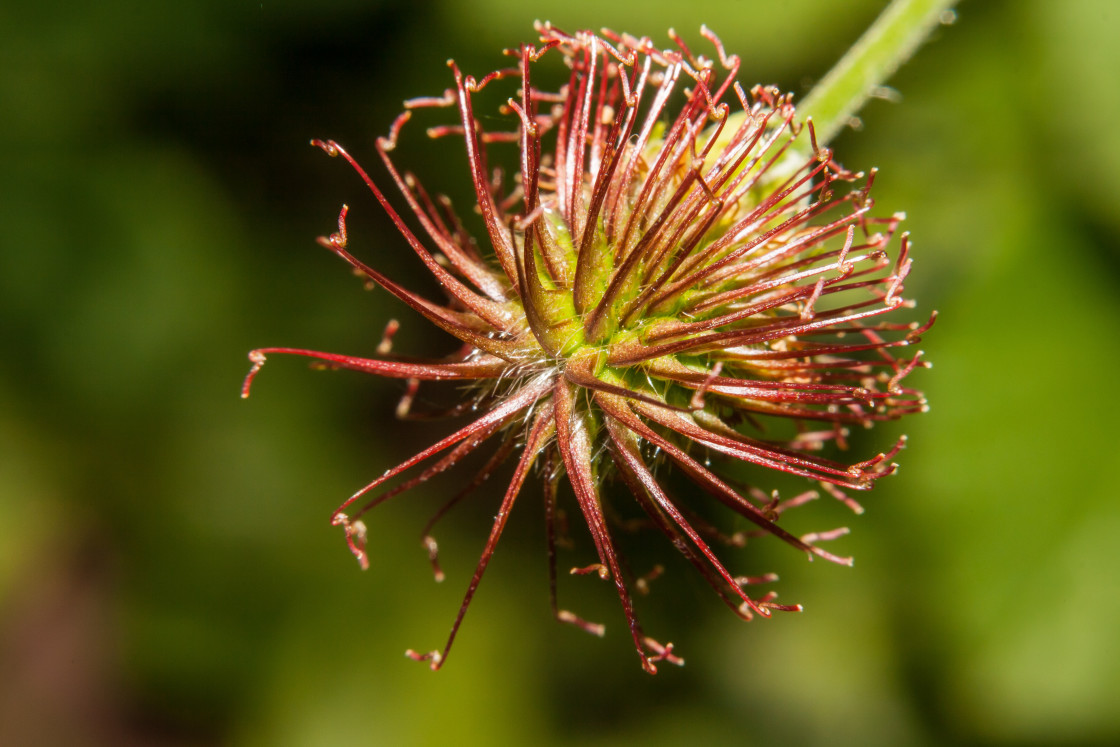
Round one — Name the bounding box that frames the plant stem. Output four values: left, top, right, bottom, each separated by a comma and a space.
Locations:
799, 0, 958, 144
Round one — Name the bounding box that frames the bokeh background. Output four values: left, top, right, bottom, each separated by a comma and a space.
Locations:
3, 0, 1118, 744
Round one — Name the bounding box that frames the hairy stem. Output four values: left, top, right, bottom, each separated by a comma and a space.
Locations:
798, 0, 958, 144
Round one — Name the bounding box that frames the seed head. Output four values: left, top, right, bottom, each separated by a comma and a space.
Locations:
243, 24, 933, 673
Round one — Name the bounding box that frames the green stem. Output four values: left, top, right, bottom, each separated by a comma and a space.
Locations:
798, 0, 958, 144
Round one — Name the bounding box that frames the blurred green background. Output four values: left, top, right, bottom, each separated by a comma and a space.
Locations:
2, 0, 1118, 744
